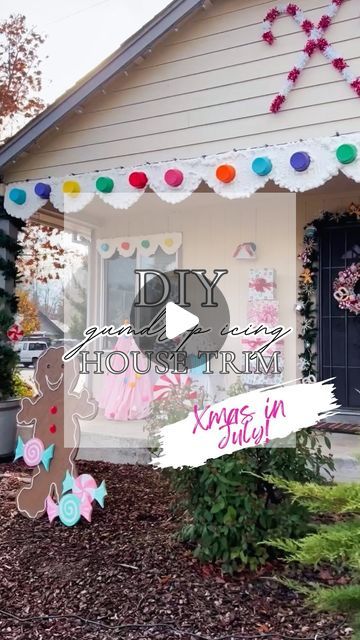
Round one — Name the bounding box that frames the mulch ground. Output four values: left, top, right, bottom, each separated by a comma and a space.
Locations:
0, 461, 350, 640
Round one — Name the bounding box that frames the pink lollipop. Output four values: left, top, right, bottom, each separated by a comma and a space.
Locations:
23, 438, 44, 467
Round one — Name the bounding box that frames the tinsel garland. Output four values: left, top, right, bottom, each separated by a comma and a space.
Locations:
0, 197, 24, 400
297, 203, 360, 381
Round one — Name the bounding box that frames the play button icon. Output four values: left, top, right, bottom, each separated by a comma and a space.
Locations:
165, 302, 199, 340
130, 269, 230, 371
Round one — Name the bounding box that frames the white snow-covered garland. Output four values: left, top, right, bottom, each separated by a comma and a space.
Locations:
262, 0, 360, 113
3, 132, 360, 219
333, 263, 360, 315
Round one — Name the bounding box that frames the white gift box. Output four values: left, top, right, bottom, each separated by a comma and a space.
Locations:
248, 268, 277, 301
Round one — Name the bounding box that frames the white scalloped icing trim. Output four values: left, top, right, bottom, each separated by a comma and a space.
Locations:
96, 232, 182, 259
4, 133, 360, 219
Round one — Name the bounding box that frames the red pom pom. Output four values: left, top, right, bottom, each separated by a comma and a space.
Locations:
351, 77, 360, 96
286, 4, 298, 16
304, 40, 317, 56
49, 424, 57, 434
318, 14, 331, 30
50, 406, 58, 415
317, 38, 328, 52
128, 171, 148, 189
301, 19, 313, 35
333, 57, 348, 71
262, 31, 274, 45
265, 8, 279, 22
270, 94, 285, 113
288, 67, 300, 82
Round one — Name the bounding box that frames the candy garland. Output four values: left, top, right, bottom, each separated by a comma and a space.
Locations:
97, 232, 182, 259
297, 205, 360, 381
4, 133, 360, 219
333, 263, 360, 314
262, 1, 360, 113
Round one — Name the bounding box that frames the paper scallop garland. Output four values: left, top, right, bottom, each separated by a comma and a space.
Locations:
4, 133, 360, 219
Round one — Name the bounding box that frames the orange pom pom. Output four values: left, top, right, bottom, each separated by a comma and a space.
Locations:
215, 164, 236, 183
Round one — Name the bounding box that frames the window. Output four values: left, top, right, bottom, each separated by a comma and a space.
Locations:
103, 238, 180, 342
29, 342, 47, 351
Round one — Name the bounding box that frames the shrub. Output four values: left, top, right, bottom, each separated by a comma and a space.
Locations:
266, 478, 360, 639
12, 371, 33, 398
147, 378, 334, 573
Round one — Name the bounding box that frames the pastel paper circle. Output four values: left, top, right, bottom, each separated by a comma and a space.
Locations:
290, 152, 311, 172
9, 188, 26, 205
34, 182, 51, 199
73, 474, 97, 504
216, 164, 236, 183
164, 238, 173, 247
23, 438, 44, 467
128, 171, 148, 189
59, 493, 81, 527
141, 239, 150, 248
101, 242, 110, 252
164, 169, 184, 187
252, 157, 272, 176
121, 241, 130, 250
96, 176, 114, 193
336, 143, 357, 165
62, 180, 81, 194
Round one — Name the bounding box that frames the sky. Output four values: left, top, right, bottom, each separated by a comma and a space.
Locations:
1, 0, 171, 104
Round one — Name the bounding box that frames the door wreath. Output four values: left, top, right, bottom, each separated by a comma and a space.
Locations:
333, 262, 360, 314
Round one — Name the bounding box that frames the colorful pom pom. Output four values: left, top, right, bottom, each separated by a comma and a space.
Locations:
62, 180, 81, 194
164, 169, 184, 187
164, 238, 174, 247
336, 143, 357, 165
9, 188, 26, 205
141, 240, 150, 248
290, 152, 311, 172
101, 243, 110, 252
251, 157, 273, 176
34, 182, 51, 199
128, 171, 148, 189
215, 164, 236, 183
96, 176, 114, 193
121, 241, 130, 250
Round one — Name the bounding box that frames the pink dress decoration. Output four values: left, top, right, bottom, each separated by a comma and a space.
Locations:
99, 333, 153, 420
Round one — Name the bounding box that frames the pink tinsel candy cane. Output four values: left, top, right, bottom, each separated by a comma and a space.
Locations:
262, 1, 360, 112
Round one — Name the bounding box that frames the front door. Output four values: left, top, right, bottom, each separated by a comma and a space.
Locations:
319, 217, 360, 410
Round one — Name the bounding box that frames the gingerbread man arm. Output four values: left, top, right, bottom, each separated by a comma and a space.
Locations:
17, 397, 39, 426
70, 388, 98, 421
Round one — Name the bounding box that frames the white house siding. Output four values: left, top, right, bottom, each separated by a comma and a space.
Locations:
4, 0, 360, 182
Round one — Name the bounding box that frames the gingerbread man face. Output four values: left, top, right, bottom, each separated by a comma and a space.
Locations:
35, 346, 65, 394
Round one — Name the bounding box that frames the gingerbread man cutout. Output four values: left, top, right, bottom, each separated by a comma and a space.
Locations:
16, 347, 97, 519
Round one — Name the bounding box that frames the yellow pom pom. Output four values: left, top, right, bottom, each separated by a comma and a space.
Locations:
62, 180, 81, 195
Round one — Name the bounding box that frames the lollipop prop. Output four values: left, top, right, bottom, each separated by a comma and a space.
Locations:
14, 437, 54, 472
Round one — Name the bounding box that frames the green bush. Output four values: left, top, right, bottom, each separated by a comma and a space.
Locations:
266, 479, 360, 639
147, 378, 334, 573
12, 371, 33, 398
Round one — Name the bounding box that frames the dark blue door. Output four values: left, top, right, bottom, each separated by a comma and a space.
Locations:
319, 220, 360, 410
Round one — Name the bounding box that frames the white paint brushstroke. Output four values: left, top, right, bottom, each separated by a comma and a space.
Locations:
153, 380, 339, 469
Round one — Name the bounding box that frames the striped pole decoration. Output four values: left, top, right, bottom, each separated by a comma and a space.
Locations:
262, 1, 360, 113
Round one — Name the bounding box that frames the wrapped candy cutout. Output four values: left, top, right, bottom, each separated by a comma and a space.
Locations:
62, 471, 107, 508
15, 436, 54, 472
46, 493, 92, 527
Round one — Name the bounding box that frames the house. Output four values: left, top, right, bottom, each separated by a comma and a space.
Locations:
0, 0, 359, 419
